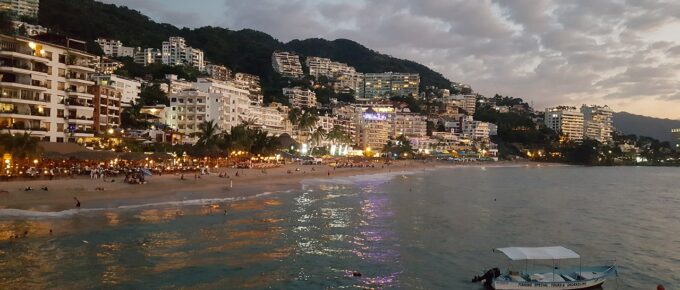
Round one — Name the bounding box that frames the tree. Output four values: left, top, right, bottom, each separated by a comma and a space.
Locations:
287, 107, 302, 127
327, 125, 352, 144
382, 135, 414, 158
196, 120, 220, 146
0, 133, 42, 160
139, 83, 169, 106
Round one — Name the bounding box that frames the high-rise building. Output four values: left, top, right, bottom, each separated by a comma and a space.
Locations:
283, 87, 317, 109
581, 104, 614, 144
0, 0, 39, 19
356, 107, 390, 151
272, 51, 304, 79
391, 112, 427, 138
672, 128, 680, 145
95, 38, 136, 58
0, 34, 98, 142
544, 107, 584, 142
90, 85, 122, 133
91, 74, 141, 106
161, 37, 204, 71
361, 72, 419, 99
204, 64, 231, 81
133, 48, 161, 65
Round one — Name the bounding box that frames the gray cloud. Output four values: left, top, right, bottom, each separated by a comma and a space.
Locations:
100, 0, 680, 118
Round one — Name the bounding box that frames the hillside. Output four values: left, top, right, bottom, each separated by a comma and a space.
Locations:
613, 112, 680, 142
37, 0, 453, 101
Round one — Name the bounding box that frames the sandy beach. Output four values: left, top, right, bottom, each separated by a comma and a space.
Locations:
0, 160, 459, 213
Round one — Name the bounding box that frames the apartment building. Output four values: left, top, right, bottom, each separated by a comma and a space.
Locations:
0, 34, 98, 142
272, 51, 304, 79
581, 104, 614, 144
161, 37, 204, 71
11, 21, 47, 36
391, 112, 427, 138
544, 107, 584, 142
247, 104, 287, 136
672, 128, 680, 146
90, 84, 122, 133
167, 78, 251, 135
442, 94, 476, 115
205, 64, 231, 81
306, 56, 352, 78
0, 0, 39, 18
361, 72, 419, 99
283, 87, 317, 109
133, 48, 161, 65
95, 38, 135, 58
356, 107, 390, 151
91, 74, 141, 105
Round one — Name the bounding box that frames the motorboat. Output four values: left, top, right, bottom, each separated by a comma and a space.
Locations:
472, 246, 617, 289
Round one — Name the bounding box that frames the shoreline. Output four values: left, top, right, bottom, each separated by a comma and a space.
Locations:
0, 160, 545, 215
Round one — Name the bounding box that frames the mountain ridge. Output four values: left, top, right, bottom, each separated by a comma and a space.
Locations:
613, 111, 680, 142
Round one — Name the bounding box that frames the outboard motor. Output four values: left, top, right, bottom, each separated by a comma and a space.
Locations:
472, 268, 501, 287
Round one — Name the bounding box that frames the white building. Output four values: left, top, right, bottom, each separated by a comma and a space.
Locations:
95, 38, 135, 58
283, 87, 317, 108
581, 104, 614, 144
247, 104, 288, 136
11, 21, 47, 36
545, 107, 584, 142
357, 108, 390, 151
361, 72, 419, 99
272, 51, 304, 79
91, 74, 141, 106
391, 112, 427, 138
0, 0, 38, 18
443, 94, 476, 115
161, 37, 204, 71
0, 34, 98, 142
306, 56, 353, 78
205, 64, 231, 81
191, 78, 250, 130
134, 48, 161, 65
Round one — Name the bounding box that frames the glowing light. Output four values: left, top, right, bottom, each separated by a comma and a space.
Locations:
28, 42, 36, 50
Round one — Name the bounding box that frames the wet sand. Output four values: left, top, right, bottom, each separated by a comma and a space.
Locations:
0, 160, 453, 212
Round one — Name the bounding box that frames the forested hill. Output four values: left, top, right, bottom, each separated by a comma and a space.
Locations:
613, 112, 680, 142
38, 0, 452, 91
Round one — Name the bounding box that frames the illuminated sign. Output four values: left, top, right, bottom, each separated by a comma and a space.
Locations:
363, 112, 387, 121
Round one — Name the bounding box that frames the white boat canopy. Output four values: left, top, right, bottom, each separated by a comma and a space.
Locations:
495, 246, 580, 261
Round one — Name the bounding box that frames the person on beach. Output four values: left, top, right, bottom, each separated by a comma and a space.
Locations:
73, 197, 81, 208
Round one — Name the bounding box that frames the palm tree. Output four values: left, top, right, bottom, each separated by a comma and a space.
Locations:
287, 108, 302, 127
0, 133, 41, 160
327, 125, 352, 145
196, 120, 220, 146
298, 109, 320, 139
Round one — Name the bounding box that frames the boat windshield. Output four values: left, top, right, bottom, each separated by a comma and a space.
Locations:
495, 246, 580, 261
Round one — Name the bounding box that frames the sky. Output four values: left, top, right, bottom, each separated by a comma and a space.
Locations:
101, 0, 680, 119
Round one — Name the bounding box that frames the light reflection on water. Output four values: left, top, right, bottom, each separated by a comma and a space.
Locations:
0, 166, 677, 289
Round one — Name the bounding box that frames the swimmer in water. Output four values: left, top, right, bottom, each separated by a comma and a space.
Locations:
73, 197, 81, 208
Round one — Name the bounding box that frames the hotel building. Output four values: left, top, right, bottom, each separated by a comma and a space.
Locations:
360, 72, 419, 99
205, 64, 231, 81
90, 84, 121, 133
283, 87, 317, 109
95, 38, 136, 58
0, 34, 97, 142
0, 0, 39, 18
580, 104, 614, 144
134, 48, 161, 65
272, 51, 304, 79
91, 74, 141, 106
544, 107, 584, 142
161, 37, 204, 71
391, 112, 427, 138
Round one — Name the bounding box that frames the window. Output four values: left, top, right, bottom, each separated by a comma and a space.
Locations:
171, 98, 177, 102
58, 54, 66, 64
56, 137, 64, 143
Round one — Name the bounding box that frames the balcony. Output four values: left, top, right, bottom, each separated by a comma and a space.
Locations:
0, 89, 50, 104
0, 60, 49, 77
66, 58, 95, 73
64, 99, 94, 110
0, 107, 50, 119
0, 79, 48, 91
66, 73, 94, 85
66, 89, 93, 98
0, 40, 51, 63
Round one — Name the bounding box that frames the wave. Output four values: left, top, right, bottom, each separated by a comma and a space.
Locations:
0, 190, 286, 219
300, 169, 425, 185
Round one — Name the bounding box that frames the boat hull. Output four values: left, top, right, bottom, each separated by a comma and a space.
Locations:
493, 278, 605, 290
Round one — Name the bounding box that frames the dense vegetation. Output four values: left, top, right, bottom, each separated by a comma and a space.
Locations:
37, 0, 454, 103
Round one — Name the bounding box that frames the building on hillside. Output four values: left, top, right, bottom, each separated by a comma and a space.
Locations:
544, 107, 584, 142
164, 74, 192, 94
391, 111, 427, 138
0, 0, 38, 18
89, 85, 122, 133
134, 48, 161, 65
93, 57, 124, 75
671, 128, 680, 146
283, 87, 317, 109
95, 38, 135, 58
234, 73, 261, 93
580, 104, 614, 144
306, 56, 353, 78
272, 51, 304, 79
11, 21, 47, 36
447, 115, 491, 141
91, 74, 141, 106
161, 37, 204, 71
442, 94, 476, 115
204, 64, 231, 81
360, 72, 419, 99
191, 78, 250, 129
0, 34, 98, 142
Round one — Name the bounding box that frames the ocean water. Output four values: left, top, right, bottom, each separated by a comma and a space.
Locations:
0, 165, 678, 289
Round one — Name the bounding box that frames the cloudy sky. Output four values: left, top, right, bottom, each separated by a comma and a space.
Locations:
102, 0, 680, 119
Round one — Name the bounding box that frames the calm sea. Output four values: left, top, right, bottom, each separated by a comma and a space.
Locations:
0, 165, 678, 289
